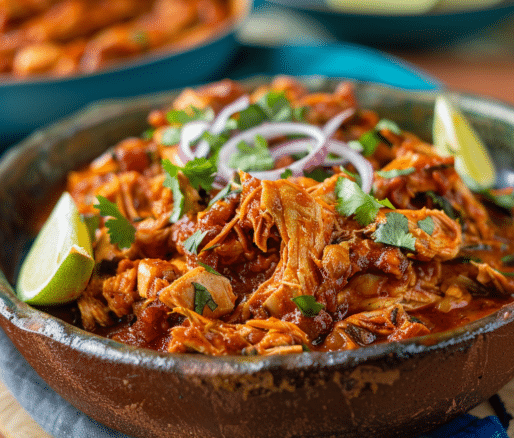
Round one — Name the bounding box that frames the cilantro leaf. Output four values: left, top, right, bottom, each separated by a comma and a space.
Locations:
166, 106, 214, 125
335, 177, 394, 226
291, 295, 325, 317
375, 119, 402, 135
181, 158, 216, 192
373, 212, 416, 251
197, 261, 221, 276
236, 105, 268, 131
183, 230, 208, 254
426, 191, 457, 220
94, 196, 136, 249
208, 183, 241, 207
350, 119, 402, 156
341, 168, 362, 188
480, 189, 514, 211
281, 168, 293, 179
376, 167, 415, 179
501, 254, 514, 266
417, 216, 435, 235
229, 135, 274, 172
304, 167, 332, 182
193, 282, 218, 314
161, 127, 181, 146
162, 159, 184, 223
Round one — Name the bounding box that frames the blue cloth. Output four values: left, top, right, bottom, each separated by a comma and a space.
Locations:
0, 328, 509, 438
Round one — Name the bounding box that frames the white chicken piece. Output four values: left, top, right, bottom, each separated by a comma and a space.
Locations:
159, 266, 236, 318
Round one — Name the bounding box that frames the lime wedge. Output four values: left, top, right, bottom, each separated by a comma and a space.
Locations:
16, 192, 94, 305
433, 95, 496, 191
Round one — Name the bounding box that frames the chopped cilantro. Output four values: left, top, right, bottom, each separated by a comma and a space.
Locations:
341, 168, 362, 188
141, 128, 154, 140
94, 196, 136, 249
375, 119, 402, 135
373, 212, 416, 251
208, 183, 241, 207
350, 119, 402, 156
161, 127, 181, 146
291, 295, 325, 317
417, 216, 434, 235
335, 177, 394, 226
426, 191, 457, 220
501, 254, 514, 266
183, 230, 208, 254
228, 135, 274, 172
235, 91, 304, 130
193, 282, 218, 314
181, 158, 216, 192
281, 168, 293, 179
304, 167, 332, 182
197, 261, 221, 276
162, 159, 184, 223
480, 189, 514, 211
376, 167, 415, 179
166, 106, 214, 126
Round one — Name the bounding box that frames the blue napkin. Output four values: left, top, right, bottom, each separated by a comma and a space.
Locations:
0, 327, 509, 438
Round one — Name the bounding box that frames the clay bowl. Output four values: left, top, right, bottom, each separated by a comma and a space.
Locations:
2, 76, 514, 438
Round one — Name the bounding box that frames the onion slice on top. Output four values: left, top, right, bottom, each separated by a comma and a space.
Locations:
216, 122, 327, 182
178, 95, 250, 162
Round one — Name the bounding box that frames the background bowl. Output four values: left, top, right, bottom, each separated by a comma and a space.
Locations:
2, 76, 514, 438
266, 0, 514, 48
0, 0, 252, 149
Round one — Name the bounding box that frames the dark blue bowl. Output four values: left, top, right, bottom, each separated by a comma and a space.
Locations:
0, 0, 252, 149
267, 0, 514, 49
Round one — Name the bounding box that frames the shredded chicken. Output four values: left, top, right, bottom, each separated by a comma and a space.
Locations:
61, 77, 514, 355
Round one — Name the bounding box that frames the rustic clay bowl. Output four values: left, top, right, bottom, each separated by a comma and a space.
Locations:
1, 77, 514, 438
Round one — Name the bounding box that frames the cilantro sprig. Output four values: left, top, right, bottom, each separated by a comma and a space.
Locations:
166, 106, 214, 125
162, 159, 184, 223
183, 230, 208, 254
208, 183, 242, 207
94, 196, 136, 249
376, 167, 415, 179
373, 211, 416, 251
335, 177, 394, 226
348, 119, 402, 157
228, 135, 274, 172
236, 90, 305, 131
193, 282, 218, 314
417, 216, 434, 235
291, 295, 325, 317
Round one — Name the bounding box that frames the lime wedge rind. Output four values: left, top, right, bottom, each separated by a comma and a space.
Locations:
433, 95, 496, 192
16, 192, 94, 306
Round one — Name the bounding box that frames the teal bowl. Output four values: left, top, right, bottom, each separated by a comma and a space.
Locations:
267, 0, 514, 48
0, 0, 252, 148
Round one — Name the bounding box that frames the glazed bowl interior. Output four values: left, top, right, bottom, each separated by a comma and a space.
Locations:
0, 0, 252, 149
2, 76, 514, 438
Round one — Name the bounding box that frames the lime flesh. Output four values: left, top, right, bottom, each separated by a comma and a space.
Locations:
433, 95, 496, 192
16, 192, 94, 305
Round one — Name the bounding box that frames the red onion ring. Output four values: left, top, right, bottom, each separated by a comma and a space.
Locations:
178, 95, 250, 162
269, 139, 373, 193
217, 122, 327, 182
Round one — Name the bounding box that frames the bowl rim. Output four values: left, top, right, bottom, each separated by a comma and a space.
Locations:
266, 0, 514, 18
2, 76, 514, 377
0, 0, 253, 88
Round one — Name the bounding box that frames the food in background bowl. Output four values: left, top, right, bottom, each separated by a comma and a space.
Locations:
17, 76, 514, 356
0, 0, 237, 78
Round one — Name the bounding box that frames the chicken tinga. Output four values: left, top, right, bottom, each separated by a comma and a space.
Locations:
32, 77, 514, 355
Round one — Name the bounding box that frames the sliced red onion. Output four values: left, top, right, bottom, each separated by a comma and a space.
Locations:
269, 138, 373, 193
217, 122, 327, 182
179, 95, 251, 162
178, 121, 210, 164
322, 108, 355, 138
326, 140, 374, 194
